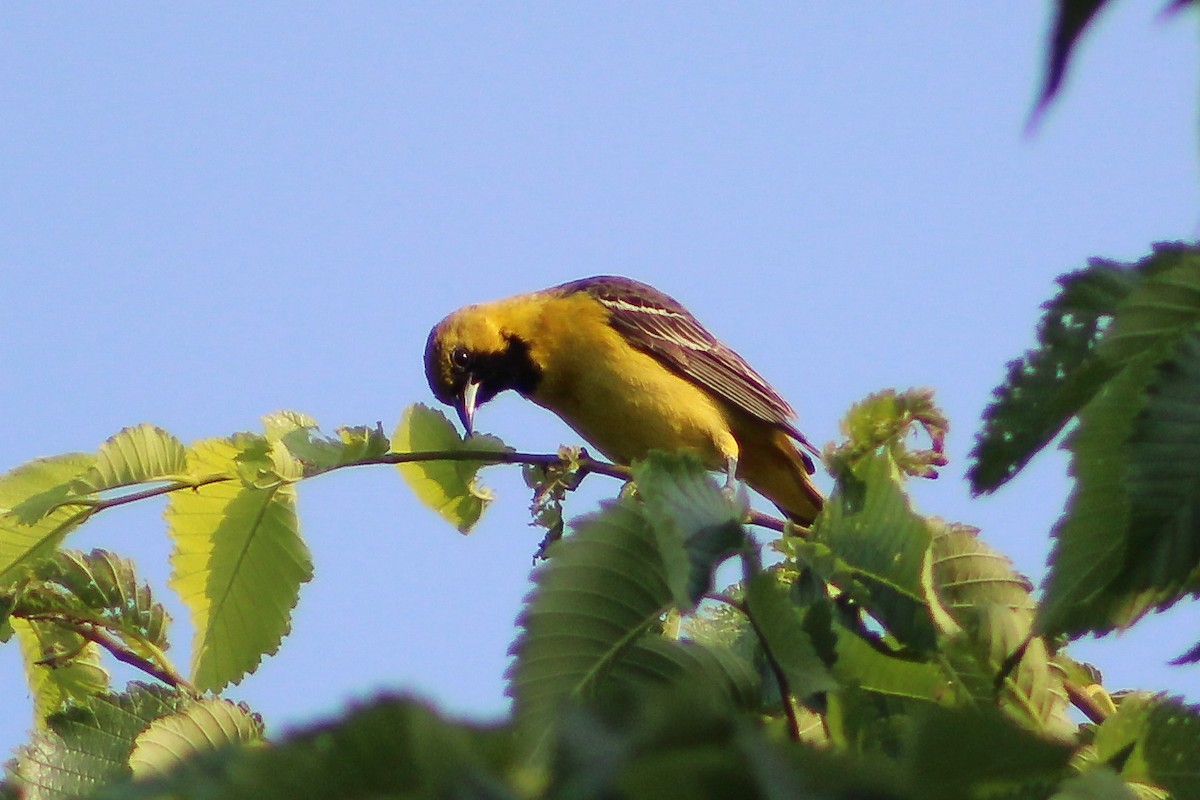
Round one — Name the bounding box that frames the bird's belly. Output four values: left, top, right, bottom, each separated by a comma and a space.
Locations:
532, 350, 733, 467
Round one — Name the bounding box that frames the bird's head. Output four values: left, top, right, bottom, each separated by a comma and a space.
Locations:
424, 305, 541, 435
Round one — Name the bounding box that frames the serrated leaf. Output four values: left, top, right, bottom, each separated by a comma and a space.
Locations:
1094, 694, 1200, 799
810, 451, 938, 652
970, 262, 1138, 493
507, 500, 672, 746
906, 704, 1074, 800
28, 550, 171, 656
166, 437, 312, 691
744, 573, 838, 700
263, 411, 390, 475
607, 636, 759, 708
632, 452, 746, 611
1119, 329, 1200, 616
12, 619, 109, 725
1038, 354, 1158, 637
506, 498, 755, 754
100, 697, 512, 800
75, 424, 188, 493
930, 522, 1071, 736
129, 699, 264, 779
828, 618, 949, 703
0, 454, 97, 586
6, 683, 188, 800
1098, 245, 1200, 364
392, 404, 508, 534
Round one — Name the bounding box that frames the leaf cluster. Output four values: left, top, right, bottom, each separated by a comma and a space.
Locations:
971, 244, 1200, 643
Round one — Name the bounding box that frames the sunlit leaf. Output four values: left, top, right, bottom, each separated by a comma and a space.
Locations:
263, 411, 390, 474
129, 699, 264, 779
392, 404, 508, 534
28, 549, 171, 658
11, 619, 108, 725
0, 454, 96, 586
930, 522, 1071, 736
166, 437, 312, 691
74, 424, 188, 493
5, 683, 188, 800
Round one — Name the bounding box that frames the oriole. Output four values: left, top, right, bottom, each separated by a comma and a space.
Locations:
424, 276, 823, 525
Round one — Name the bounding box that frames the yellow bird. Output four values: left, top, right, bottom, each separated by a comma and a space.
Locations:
424, 276, 823, 525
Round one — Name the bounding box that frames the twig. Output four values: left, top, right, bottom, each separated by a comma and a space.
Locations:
1063, 677, 1108, 725
708, 592, 803, 742
52, 447, 795, 532
22, 612, 195, 694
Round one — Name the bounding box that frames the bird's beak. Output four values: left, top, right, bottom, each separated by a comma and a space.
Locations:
456, 377, 480, 437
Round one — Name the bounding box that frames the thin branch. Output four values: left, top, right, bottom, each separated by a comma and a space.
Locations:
23, 612, 195, 694
50, 447, 790, 531
1063, 677, 1108, 725
708, 592, 802, 742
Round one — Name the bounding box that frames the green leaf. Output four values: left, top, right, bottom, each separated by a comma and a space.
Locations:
507, 500, 671, 746
827, 619, 949, 703
607, 636, 759, 709
632, 452, 746, 611
930, 522, 1071, 736
744, 573, 838, 700
1098, 244, 1200, 364
970, 261, 1138, 493
166, 437, 312, 691
832, 388, 948, 479
263, 411, 390, 473
1120, 329, 1200, 616
905, 704, 1074, 800
506, 498, 756, 754
74, 424, 188, 493
27, 549, 171, 659
392, 404, 508, 534
11, 618, 109, 725
809, 451, 939, 652
0, 454, 96, 586
129, 699, 264, 780
1038, 353, 1157, 637
1094, 694, 1200, 799
102, 696, 514, 800
5, 683, 189, 800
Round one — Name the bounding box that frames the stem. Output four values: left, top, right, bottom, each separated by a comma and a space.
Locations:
22, 612, 194, 694
53, 449, 788, 530
708, 592, 802, 742
1063, 677, 1108, 724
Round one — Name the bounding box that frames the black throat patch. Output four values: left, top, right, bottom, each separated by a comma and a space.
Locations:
475, 335, 542, 404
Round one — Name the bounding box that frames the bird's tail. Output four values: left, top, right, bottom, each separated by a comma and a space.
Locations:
740, 429, 824, 527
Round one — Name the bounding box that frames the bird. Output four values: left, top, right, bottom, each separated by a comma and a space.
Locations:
424, 276, 823, 525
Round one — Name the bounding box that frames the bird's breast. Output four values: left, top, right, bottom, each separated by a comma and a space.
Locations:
529, 319, 735, 466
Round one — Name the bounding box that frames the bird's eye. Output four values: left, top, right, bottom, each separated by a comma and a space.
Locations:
451, 345, 471, 371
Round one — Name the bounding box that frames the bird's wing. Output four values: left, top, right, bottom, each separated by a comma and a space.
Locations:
557, 276, 817, 456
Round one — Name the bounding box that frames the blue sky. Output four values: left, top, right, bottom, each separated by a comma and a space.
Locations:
1, 4, 1197, 753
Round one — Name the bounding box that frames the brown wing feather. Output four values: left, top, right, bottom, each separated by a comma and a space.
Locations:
554, 276, 817, 457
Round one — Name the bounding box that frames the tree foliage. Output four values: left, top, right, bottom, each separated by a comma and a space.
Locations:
3, 8, 1200, 799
